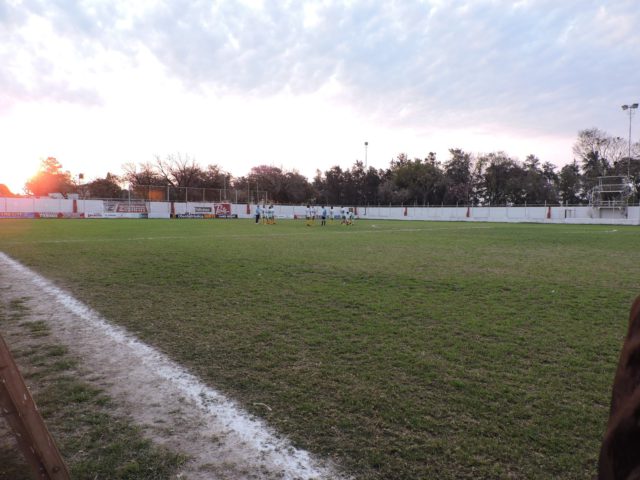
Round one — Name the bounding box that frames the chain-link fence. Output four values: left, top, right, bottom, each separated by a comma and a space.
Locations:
79, 185, 271, 204
66, 183, 640, 207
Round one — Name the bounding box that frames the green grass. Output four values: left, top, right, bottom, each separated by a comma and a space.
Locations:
0, 297, 186, 479
1, 218, 638, 479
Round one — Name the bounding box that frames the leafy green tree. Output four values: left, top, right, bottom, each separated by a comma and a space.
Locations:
281, 171, 315, 203
338, 165, 357, 205
236, 165, 315, 204
348, 161, 367, 205
581, 151, 609, 189
542, 162, 559, 185
541, 161, 560, 204
479, 152, 527, 205
86, 173, 123, 199
363, 166, 382, 205
202, 165, 232, 190
24, 157, 75, 196
245, 165, 285, 202
387, 153, 446, 205
443, 149, 473, 205
558, 161, 584, 205
314, 166, 346, 205
521, 155, 558, 204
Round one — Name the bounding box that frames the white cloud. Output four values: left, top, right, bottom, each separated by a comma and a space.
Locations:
1, 0, 639, 192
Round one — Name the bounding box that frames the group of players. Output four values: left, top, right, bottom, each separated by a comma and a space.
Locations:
254, 204, 277, 224
304, 205, 354, 227
253, 204, 355, 226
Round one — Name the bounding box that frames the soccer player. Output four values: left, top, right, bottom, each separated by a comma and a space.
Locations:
340, 206, 346, 224
255, 204, 261, 224
330, 206, 334, 224
268, 204, 275, 224
306, 205, 312, 226
321, 206, 327, 226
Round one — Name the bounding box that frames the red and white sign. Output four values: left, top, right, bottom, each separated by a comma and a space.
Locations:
102, 201, 148, 218
214, 203, 231, 216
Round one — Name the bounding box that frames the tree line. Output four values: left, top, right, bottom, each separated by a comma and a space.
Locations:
7, 128, 640, 205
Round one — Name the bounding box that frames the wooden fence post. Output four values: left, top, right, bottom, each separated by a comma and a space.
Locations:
0, 333, 70, 480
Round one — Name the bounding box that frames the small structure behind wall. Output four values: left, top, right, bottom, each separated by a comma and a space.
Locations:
590, 176, 635, 219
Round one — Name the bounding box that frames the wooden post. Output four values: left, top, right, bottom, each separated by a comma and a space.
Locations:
0, 333, 70, 480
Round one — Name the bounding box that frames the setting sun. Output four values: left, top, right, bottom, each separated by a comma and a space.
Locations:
4, 158, 41, 195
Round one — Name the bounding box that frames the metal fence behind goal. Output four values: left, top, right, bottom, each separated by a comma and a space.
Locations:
84, 186, 271, 204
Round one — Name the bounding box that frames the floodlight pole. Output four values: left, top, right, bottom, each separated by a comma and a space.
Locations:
363, 141, 369, 212
364, 141, 368, 169
622, 103, 639, 177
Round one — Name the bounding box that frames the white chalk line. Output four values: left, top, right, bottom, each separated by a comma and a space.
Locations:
0, 251, 340, 479
0, 224, 494, 245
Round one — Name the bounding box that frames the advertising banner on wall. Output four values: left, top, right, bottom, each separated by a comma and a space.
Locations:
90, 201, 149, 219
177, 203, 233, 219
1, 211, 83, 220
214, 203, 232, 217
37, 212, 84, 219
0, 212, 36, 219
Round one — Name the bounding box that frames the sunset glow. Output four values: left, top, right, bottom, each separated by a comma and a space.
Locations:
2, 1, 639, 193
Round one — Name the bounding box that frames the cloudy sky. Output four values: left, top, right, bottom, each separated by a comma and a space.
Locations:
1, 0, 639, 193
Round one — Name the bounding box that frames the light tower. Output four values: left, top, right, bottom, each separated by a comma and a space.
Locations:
622, 103, 638, 177
364, 141, 368, 169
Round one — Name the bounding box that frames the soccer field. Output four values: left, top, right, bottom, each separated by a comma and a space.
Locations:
1, 218, 638, 479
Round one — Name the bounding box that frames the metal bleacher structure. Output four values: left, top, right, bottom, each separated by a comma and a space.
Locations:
589, 176, 635, 217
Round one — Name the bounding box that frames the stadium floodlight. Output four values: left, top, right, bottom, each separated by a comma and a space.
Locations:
364, 141, 368, 168
622, 103, 639, 177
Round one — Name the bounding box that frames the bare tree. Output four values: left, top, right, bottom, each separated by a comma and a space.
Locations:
122, 161, 165, 187
573, 128, 626, 175
154, 153, 204, 188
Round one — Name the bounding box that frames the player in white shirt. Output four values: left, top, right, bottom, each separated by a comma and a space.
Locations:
306, 205, 312, 226
268, 204, 275, 224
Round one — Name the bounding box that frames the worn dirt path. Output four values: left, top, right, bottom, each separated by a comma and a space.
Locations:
0, 252, 344, 480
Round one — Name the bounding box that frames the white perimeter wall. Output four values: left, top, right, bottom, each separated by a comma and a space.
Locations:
358, 205, 640, 225
0, 197, 105, 215
1, 197, 639, 226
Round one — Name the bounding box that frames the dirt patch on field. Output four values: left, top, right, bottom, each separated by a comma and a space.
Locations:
0, 252, 343, 480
